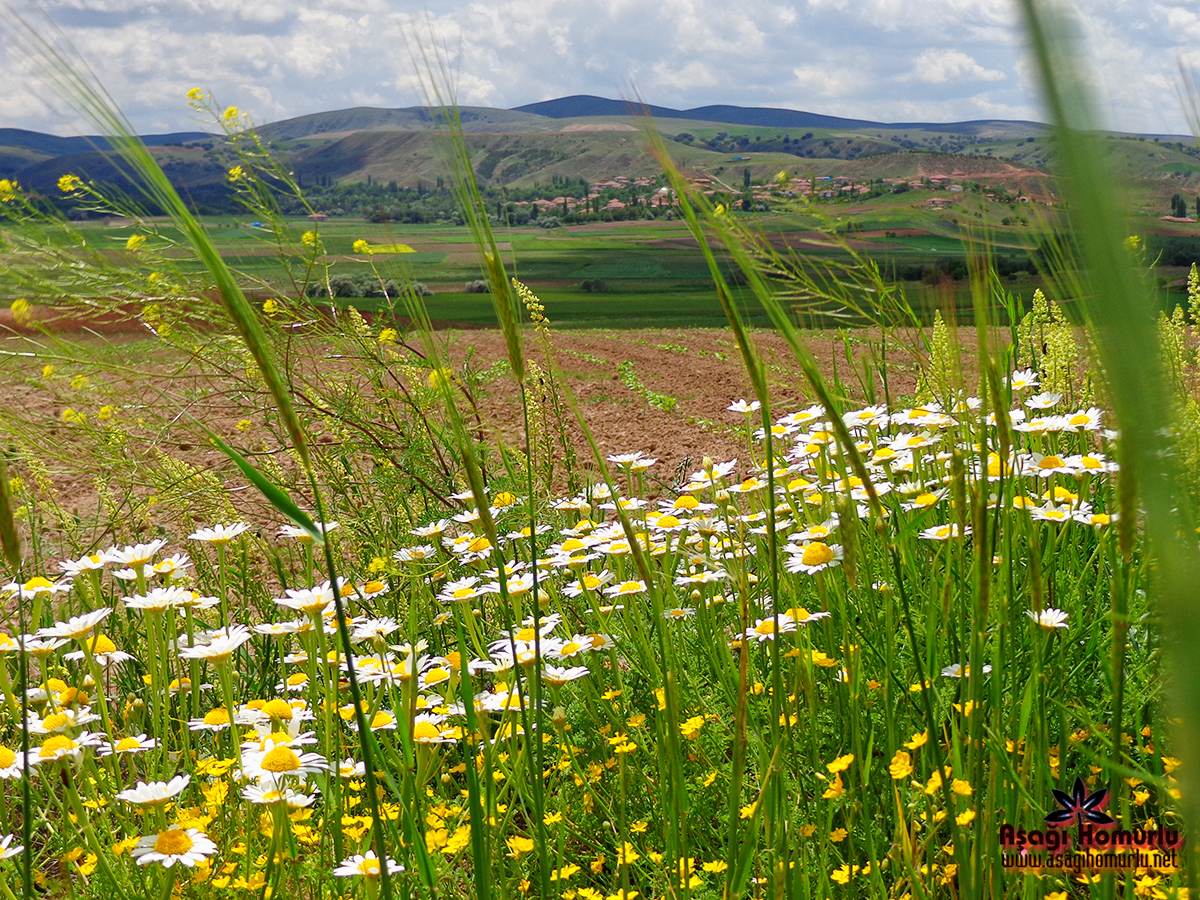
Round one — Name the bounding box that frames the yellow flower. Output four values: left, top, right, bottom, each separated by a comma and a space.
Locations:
702, 860, 728, 873
952, 779, 973, 796
61, 407, 85, 424
187, 87, 204, 101
956, 809, 976, 826
889, 750, 913, 780
925, 769, 943, 795
41, 363, 53, 379
702, 771, 719, 787
126, 234, 146, 251
70, 374, 88, 390
262, 298, 279, 316
827, 753, 854, 774
353, 239, 372, 254
58, 174, 82, 193
227, 165, 245, 182
905, 730, 929, 750
223, 106, 240, 122
506, 835, 534, 857
822, 773, 844, 799
830, 828, 848, 842
301, 230, 318, 247
11, 299, 31, 326
378, 327, 398, 344
831, 864, 851, 885
629, 821, 647, 833
0, 179, 19, 202
739, 802, 758, 819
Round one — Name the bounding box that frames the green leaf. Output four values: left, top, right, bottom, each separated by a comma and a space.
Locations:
208, 433, 323, 544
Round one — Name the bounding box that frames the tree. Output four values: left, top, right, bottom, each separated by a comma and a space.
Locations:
743, 168, 751, 189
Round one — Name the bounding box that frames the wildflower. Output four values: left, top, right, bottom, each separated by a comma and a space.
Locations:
1010, 369, 1038, 390
63, 633, 133, 666
28, 732, 101, 766
108, 539, 168, 567
0, 835, 22, 860
58, 174, 82, 193
745, 616, 797, 642
785, 541, 843, 574
919, 523, 968, 541
132, 828, 217, 868
353, 239, 372, 254
827, 754, 854, 774
727, 399, 761, 414
940, 663, 992, 678
1026, 608, 1069, 630
243, 738, 330, 781
100, 734, 156, 756
189, 523, 250, 544
179, 625, 252, 663
38, 608, 111, 641
905, 731, 929, 750
604, 580, 646, 597
507, 836, 535, 857
889, 750, 913, 780
117, 775, 191, 806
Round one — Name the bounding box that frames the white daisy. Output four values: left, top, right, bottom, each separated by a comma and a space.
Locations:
131, 828, 217, 868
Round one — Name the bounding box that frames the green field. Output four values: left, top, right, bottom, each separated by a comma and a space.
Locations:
5, 198, 1193, 328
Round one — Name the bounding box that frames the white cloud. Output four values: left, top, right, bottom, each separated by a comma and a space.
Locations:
0, 0, 1187, 136
907, 49, 1006, 84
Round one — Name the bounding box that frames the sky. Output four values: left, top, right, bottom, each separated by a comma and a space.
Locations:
1, 0, 1197, 137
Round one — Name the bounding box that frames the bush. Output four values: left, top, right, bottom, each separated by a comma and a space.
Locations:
580, 278, 607, 293
464, 280, 490, 293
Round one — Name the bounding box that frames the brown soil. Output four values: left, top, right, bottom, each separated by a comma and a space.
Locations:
0, 318, 935, 538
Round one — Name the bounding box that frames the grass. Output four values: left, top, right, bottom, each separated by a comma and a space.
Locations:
0, 3, 1198, 898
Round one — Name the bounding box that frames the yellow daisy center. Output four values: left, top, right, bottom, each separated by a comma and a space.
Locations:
1038, 455, 1065, 469
560, 538, 586, 552
1069, 414, 1091, 426
41, 713, 70, 731
467, 537, 491, 553
912, 493, 939, 508
115, 737, 142, 752
262, 699, 293, 721
370, 712, 394, 729
452, 588, 475, 600
673, 496, 699, 510
88, 634, 117, 654
358, 858, 382, 876
39, 735, 76, 758
801, 543, 835, 567
0, 747, 15, 767
754, 620, 776, 636
260, 746, 301, 773
286, 673, 308, 686
203, 708, 231, 726
153, 830, 194, 856
413, 721, 442, 741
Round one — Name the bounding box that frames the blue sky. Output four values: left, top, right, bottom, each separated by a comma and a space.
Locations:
3, 0, 1196, 136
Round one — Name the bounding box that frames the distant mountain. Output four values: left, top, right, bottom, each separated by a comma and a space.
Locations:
0, 128, 209, 156
258, 106, 551, 141
512, 94, 1045, 136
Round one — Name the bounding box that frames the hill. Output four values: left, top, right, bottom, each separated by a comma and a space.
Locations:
512, 94, 1046, 136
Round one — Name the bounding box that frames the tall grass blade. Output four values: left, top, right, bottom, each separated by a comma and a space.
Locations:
1018, 0, 1200, 827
